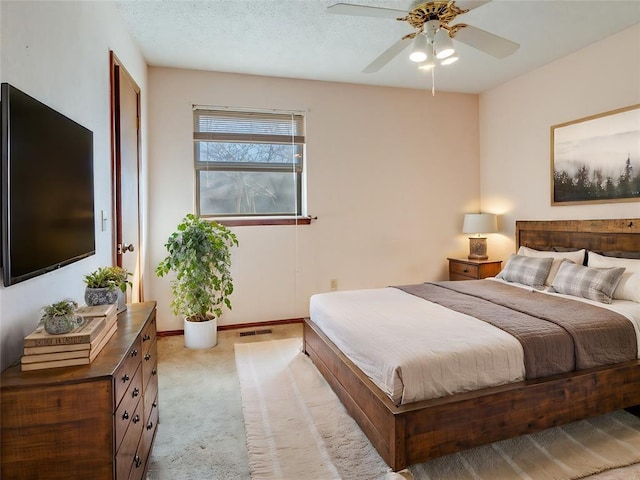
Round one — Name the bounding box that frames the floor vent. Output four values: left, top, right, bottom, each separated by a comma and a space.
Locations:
239, 329, 273, 337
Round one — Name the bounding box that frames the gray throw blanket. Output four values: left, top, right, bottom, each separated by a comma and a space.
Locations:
397, 280, 637, 379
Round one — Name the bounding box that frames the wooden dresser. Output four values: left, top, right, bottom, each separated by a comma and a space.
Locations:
1, 301, 158, 480
448, 258, 502, 281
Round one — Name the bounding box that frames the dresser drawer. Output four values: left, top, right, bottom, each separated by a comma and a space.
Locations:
138, 393, 159, 480
142, 339, 157, 391
129, 438, 148, 480
141, 315, 156, 355
114, 337, 143, 407
115, 364, 143, 450
144, 360, 158, 420
144, 394, 159, 445
116, 398, 144, 480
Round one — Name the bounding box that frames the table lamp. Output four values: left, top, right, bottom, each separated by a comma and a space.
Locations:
462, 213, 497, 260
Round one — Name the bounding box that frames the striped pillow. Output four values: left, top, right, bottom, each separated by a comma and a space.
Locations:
518, 246, 586, 286
550, 262, 626, 304
496, 254, 553, 290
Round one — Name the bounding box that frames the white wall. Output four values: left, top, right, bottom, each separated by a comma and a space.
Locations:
0, 0, 147, 370
147, 68, 480, 331
480, 24, 640, 260
9, 4, 633, 354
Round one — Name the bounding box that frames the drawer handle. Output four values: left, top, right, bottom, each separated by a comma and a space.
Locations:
122, 411, 129, 420
463, 268, 468, 273
152, 401, 158, 409
144, 353, 151, 361
143, 334, 151, 342
132, 387, 140, 398
133, 414, 141, 424
130, 349, 138, 358
147, 421, 154, 431
121, 373, 130, 383
134, 455, 142, 468
152, 368, 157, 376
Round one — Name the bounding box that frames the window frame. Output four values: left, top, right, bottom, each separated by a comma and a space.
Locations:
193, 106, 307, 225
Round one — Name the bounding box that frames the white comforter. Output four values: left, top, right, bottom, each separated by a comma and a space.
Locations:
309, 282, 640, 406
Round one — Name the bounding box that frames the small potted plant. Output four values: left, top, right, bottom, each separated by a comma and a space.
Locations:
156, 213, 238, 348
83, 266, 132, 313
41, 299, 81, 335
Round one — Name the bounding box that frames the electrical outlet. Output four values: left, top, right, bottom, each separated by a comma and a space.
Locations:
330, 278, 338, 291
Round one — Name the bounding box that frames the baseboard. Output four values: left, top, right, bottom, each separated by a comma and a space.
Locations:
218, 317, 303, 331
156, 317, 303, 337
157, 330, 183, 338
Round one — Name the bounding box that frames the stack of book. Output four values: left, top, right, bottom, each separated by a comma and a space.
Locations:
21, 304, 118, 371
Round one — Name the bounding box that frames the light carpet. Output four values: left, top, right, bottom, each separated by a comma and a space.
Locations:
235, 338, 640, 480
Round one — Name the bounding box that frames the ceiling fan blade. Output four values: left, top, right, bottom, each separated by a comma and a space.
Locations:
453, 24, 519, 58
327, 3, 407, 19
362, 37, 409, 73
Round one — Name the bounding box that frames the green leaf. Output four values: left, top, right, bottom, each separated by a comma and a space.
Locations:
155, 214, 238, 320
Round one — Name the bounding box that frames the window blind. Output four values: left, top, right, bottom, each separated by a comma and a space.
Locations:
194, 109, 305, 145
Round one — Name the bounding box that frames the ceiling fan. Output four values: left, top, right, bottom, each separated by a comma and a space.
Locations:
327, 1, 519, 74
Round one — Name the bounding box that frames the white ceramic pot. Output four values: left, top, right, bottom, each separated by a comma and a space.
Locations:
183, 316, 217, 349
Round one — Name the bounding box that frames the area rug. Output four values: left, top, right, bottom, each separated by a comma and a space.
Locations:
235, 338, 640, 480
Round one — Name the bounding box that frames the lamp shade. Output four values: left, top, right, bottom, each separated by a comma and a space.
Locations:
462, 213, 497, 235
409, 34, 429, 63
434, 28, 455, 59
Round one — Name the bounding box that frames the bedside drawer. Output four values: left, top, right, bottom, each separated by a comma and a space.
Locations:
450, 262, 479, 278
448, 258, 502, 281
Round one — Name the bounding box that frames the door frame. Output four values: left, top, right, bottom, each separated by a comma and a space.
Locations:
109, 51, 143, 301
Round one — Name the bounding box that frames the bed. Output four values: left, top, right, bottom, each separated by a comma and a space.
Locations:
303, 218, 640, 471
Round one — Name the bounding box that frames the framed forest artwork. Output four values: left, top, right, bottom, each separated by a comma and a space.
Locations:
551, 104, 640, 205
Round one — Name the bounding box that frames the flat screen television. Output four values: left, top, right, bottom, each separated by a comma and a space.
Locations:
1, 83, 95, 286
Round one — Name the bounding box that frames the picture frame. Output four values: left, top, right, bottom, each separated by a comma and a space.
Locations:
550, 104, 640, 205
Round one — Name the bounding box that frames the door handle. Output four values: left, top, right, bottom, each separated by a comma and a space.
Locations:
118, 243, 135, 254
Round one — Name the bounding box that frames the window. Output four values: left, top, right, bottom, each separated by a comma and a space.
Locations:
194, 107, 305, 220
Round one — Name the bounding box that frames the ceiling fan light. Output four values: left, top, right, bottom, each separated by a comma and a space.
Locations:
409, 33, 428, 63
418, 60, 435, 70
441, 55, 458, 66
434, 28, 455, 59
409, 51, 427, 63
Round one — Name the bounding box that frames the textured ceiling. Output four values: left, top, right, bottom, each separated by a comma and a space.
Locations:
115, 0, 640, 94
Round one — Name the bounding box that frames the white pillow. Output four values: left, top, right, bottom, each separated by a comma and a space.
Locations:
517, 246, 586, 286
587, 251, 640, 303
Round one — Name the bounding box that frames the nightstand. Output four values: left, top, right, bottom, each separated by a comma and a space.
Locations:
447, 258, 502, 281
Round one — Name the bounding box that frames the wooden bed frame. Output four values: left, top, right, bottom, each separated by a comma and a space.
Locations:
303, 218, 640, 471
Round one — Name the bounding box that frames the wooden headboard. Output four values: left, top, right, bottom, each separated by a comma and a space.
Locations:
516, 219, 640, 253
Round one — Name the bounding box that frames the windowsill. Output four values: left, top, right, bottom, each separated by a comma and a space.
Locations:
212, 216, 315, 227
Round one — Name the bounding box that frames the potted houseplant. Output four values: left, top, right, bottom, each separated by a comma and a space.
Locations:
156, 213, 238, 348
41, 299, 81, 335
83, 266, 132, 313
